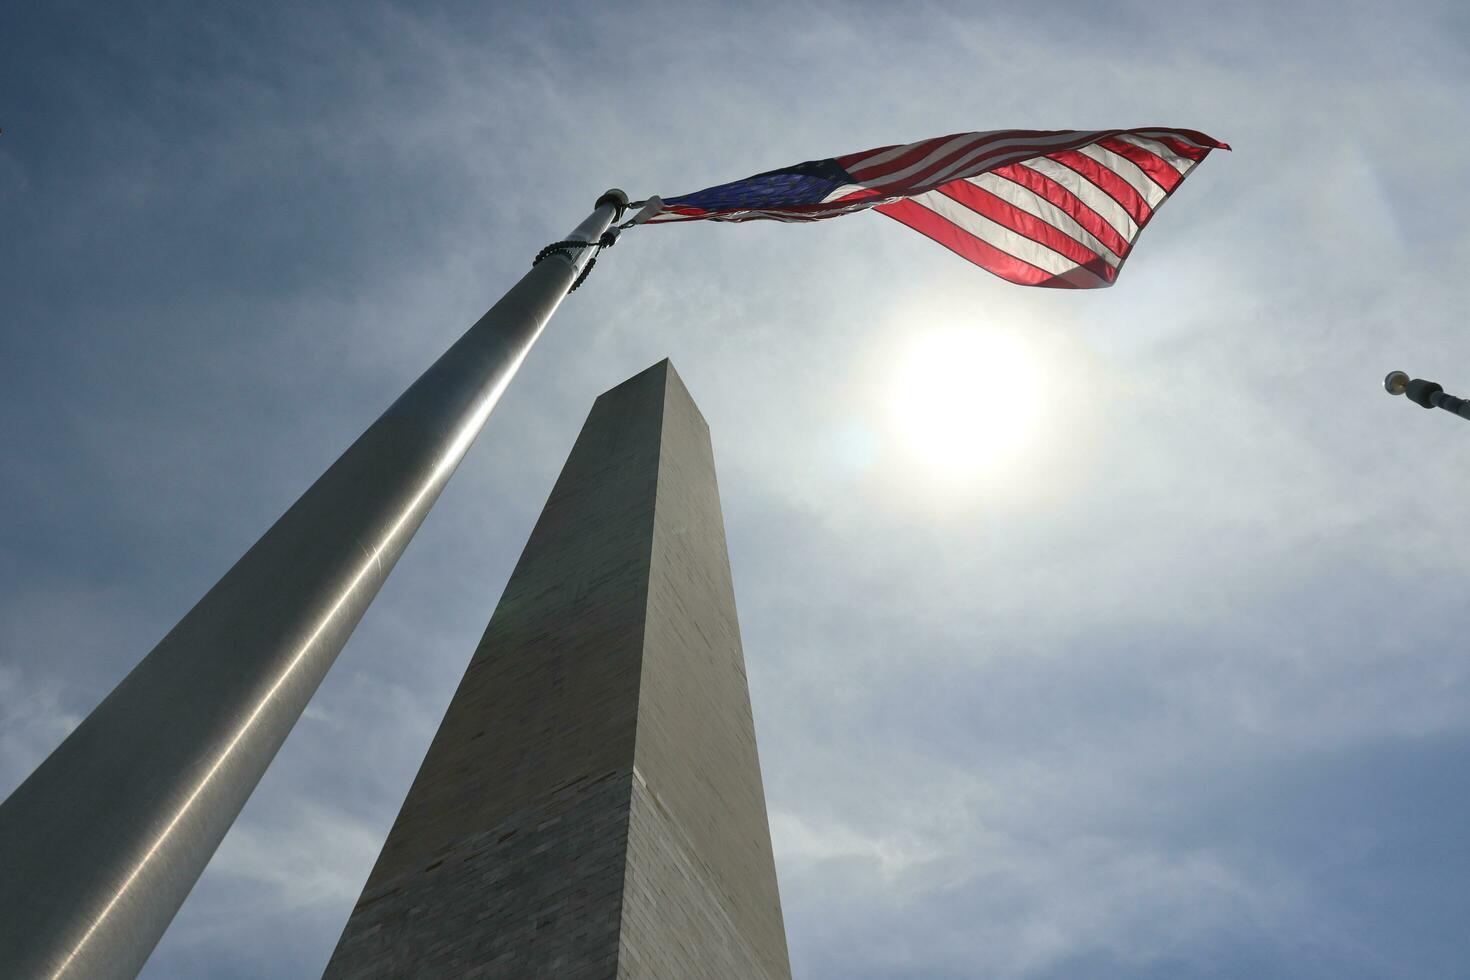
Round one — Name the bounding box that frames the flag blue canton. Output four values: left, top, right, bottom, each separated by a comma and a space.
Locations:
662, 158, 852, 212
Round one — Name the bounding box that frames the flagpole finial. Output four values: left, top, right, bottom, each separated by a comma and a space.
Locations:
1383, 370, 1470, 423
597, 188, 629, 221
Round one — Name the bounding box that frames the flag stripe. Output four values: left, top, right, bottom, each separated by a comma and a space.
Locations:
1098, 136, 1183, 193
835, 141, 906, 172
971, 171, 1122, 267
1047, 150, 1152, 226
1079, 143, 1167, 208
1115, 135, 1201, 182
1111, 134, 1200, 181
876, 198, 1078, 287
909, 130, 1119, 190
901, 189, 1112, 285
937, 178, 1116, 276
992, 163, 1131, 258
854, 130, 1125, 197
854, 131, 1017, 182
850, 133, 990, 185
846, 135, 961, 181
1133, 129, 1226, 158
1020, 156, 1139, 242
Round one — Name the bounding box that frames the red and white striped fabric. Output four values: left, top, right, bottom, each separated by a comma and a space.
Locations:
865, 128, 1227, 287
643, 128, 1229, 288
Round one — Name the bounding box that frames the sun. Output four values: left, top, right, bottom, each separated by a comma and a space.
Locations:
887, 328, 1044, 479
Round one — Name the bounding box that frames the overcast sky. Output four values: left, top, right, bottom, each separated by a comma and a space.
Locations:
5, 2, 1470, 977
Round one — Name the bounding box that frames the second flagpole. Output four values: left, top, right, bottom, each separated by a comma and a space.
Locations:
0, 189, 629, 980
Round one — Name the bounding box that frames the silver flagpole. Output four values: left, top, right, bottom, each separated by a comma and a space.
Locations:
0, 189, 629, 980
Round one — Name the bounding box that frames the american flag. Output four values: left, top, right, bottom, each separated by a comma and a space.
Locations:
640, 128, 1228, 288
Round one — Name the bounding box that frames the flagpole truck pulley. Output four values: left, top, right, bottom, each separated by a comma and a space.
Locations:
0, 190, 628, 980
1384, 370, 1470, 423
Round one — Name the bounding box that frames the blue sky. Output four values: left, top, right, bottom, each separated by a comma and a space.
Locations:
4, 1, 1470, 977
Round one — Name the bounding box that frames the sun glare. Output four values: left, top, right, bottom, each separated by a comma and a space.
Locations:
888, 328, 1043, 480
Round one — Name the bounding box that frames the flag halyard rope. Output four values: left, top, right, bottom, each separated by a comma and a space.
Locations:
531, 228, 619, 292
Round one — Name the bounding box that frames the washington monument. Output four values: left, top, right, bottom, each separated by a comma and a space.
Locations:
323, 360, 792, 978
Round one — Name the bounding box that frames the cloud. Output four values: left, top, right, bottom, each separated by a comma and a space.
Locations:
771, 808, 943, 879
0, 663, 82, 796
206, 801, 383, 911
